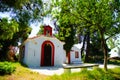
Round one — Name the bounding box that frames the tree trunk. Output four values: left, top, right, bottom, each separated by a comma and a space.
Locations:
78, 33, 82, 43
66, 51, 70, 64
68, 51, 70, 64
84, 30, 90, 63
81, 34, 87, 58
100, 31, 108, 71
0, 46, 8, 61
0, 40, 10, 61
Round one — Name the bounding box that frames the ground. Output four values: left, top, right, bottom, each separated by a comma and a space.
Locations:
0, 62, 120, 80
30, 64, 120, 75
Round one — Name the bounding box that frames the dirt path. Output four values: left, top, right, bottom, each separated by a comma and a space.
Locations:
29, 64, 120, 76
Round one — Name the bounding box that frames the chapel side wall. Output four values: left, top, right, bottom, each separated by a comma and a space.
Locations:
70, 47, 81, 63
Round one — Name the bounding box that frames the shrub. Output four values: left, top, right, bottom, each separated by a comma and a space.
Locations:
0, 62, 16, 75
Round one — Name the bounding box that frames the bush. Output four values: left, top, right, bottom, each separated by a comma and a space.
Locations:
0, 62, 16, 75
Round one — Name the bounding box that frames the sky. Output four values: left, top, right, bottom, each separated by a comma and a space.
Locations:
0, 12, 11, 19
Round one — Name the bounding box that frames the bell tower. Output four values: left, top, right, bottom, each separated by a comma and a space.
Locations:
44, 25, 52, 36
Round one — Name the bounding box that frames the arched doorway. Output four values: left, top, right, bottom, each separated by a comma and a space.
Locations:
44, 44, 51, 66
41, 41, 54, 66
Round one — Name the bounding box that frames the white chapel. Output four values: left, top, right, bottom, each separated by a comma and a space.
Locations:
20, 25, 82, 67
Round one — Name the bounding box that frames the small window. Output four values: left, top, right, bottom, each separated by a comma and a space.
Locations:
46, 30, 50, 36
75, 51, 79, 58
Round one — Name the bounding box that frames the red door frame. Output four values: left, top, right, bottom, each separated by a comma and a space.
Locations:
41, 40, 54, 66
67, 51, 71, 64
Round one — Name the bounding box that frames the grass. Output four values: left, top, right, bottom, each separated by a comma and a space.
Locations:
0, 62, 49, 80
0, 62, 120, 80
48, 68, 120, 80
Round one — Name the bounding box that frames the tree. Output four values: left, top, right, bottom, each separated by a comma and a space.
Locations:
89, 32, 105, 63
51, 0, 120, 70
0, 18, 19, 40
0, 18, 19, 60
0, 0, 43, 61
51, 0, 76, 63
58, 23, 76, 64
37, 25, 44, 35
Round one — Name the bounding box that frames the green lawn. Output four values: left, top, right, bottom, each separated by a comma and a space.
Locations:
48, 67, 120, 80
0, 62, 120, 80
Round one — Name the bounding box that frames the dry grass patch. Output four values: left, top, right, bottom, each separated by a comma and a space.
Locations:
0, 62, 49, 80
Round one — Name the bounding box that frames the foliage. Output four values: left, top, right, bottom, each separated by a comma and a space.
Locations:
0, 0, 44, 61
0, 18, 19, 40
0, 0, 44, 30
37, 25, 44, 35
107, 34, 120, 49
51, 0, 76, 53
0, 18, 19, 61
0, 62, 16, 75
88, 32, 105, 63
0, 17, 32, 61
107, 37, 116, 49
51, 0, 120, 70
0, 0, 43, 22
62, 25, 75, 53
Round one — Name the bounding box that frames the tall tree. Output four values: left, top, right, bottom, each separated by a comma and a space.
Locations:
85, 27, 90, 62
0, 0, 43, 61
51, 0, 76, 63
51, 0, 120, 70
0, 18, 19, 60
